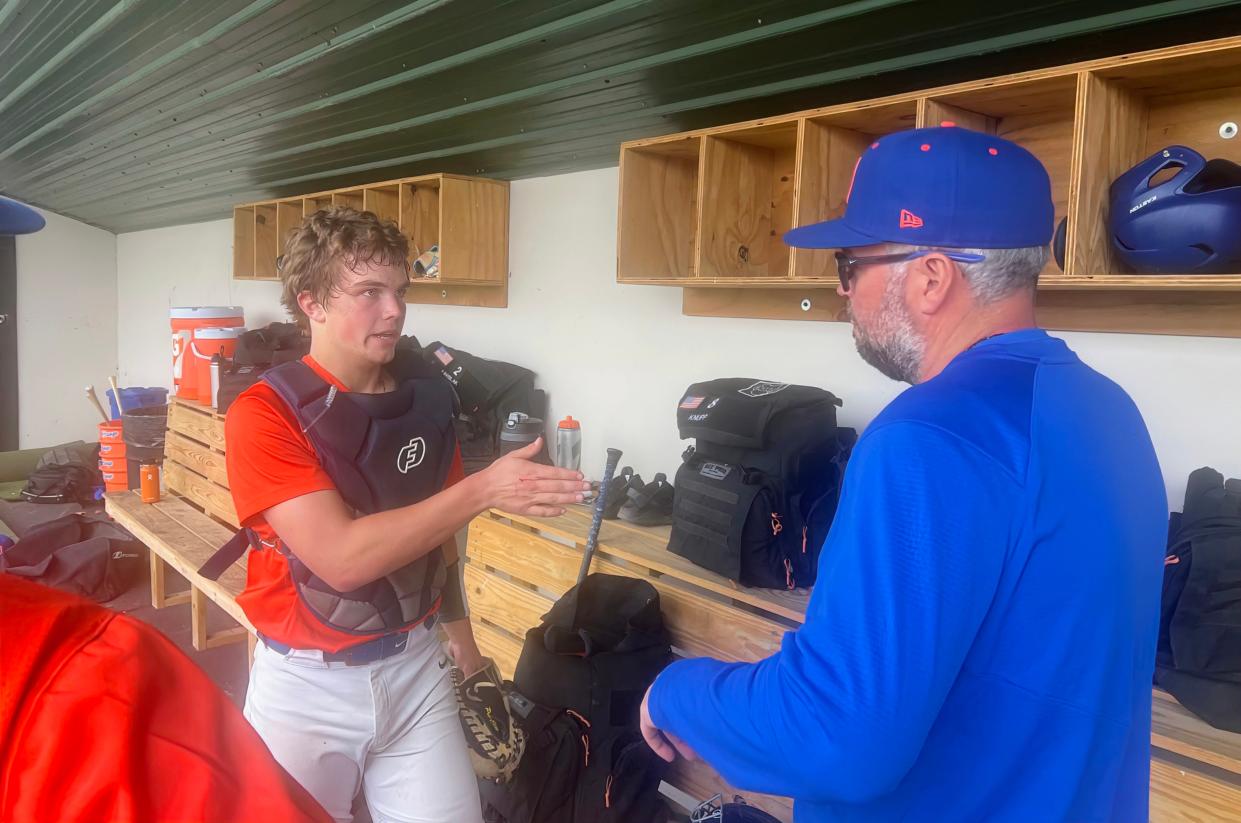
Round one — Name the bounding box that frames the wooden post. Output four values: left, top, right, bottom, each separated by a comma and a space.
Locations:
191, 587, 209, 651
149, 552, 190, 609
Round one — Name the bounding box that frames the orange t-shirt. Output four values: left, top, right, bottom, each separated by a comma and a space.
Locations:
0, 575, 331, 823
225, 355, 464, 652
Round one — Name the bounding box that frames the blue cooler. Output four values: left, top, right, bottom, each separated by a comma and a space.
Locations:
107, 387, 169, 420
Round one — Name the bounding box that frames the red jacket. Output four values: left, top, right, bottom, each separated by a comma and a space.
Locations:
0, 575, 330, 823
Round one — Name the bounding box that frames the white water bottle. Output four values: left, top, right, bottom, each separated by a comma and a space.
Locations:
555, 416, 581, 471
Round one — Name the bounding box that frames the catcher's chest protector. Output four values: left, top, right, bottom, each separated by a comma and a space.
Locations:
252, 350, 457, 635
484, 574, 673, 823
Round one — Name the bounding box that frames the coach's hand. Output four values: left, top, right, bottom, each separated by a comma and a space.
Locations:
483, 438, 590, 517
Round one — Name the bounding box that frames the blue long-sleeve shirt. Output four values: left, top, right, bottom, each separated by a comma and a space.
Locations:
649, 329, 1167, 821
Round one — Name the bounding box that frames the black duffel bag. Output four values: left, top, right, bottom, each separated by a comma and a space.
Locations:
667, 379, 855, 590
0, 511, 144, 602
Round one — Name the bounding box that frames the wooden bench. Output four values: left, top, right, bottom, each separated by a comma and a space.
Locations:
466, 508, 1241, 822
105, 397, 253, 655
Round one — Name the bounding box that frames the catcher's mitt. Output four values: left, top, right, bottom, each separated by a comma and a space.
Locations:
450, 657, 526, 782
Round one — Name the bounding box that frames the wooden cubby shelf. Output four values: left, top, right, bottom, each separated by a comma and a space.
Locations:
232, 173, 509, 309
618, 35, 1241, 337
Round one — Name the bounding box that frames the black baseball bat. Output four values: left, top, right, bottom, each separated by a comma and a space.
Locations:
577, 447, 622, 585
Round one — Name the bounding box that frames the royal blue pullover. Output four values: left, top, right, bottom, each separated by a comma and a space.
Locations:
649, 329, 1167, 821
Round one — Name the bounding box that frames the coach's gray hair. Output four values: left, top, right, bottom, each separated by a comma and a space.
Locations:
891, 245, 1048, 304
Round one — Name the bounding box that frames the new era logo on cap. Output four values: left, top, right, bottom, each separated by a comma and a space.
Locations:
899, 209, 924, 229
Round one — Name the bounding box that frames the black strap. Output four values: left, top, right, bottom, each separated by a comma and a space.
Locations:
199, 528, 253, 580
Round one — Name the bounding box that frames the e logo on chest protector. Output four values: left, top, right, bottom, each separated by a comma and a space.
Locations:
397, 437, 427, 474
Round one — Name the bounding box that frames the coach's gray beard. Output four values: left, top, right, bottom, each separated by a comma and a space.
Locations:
848, 274, 926, 384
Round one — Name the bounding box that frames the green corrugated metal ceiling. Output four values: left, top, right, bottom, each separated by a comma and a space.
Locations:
2, 0, 1241, 233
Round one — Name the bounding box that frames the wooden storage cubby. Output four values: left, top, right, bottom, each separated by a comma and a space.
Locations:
437, 176, 509, 289
796, 100, 919, 282
275, 200, 302, 261
303, 194, 331, 216
331, 188, 364, 210
363, 184, 400, 226
620, 35, 1241, 337
232, 174, 509, 309
232, 206, 254, 279
399, 178, 440, 264
918, 75, 1078, 283
699, 123, 798, 281
1070, 44, 1241, 288
253, 203, 279, 280
617, 136, 702, 283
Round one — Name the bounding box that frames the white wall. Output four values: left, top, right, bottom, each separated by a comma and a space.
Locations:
14, 209, 118, 448
115, 219, 287, 389
116, 167, 1241, 509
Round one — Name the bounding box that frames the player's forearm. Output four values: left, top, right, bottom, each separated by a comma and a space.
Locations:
326, 473, 490, 590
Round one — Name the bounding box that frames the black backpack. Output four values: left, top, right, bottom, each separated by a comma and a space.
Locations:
667, 379, 855, 590
21, 443, 102, 505
423, 341, 546, 474
482, 574, 672, 823
1156, 466, 1241, 732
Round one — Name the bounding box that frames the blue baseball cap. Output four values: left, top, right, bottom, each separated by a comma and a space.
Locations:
784, 125, 1053, 250
0, 196, 45, 235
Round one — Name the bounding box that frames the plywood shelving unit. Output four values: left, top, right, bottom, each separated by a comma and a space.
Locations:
233, 173, 509, 309
618, 35, 1241, 337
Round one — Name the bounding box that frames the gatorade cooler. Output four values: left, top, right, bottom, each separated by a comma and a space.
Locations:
171, 307, 243, 399
191, 326, 244, 404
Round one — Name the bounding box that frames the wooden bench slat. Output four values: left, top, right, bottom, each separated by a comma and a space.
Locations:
171, 396, 225, 420
493, 508, 809, 623
1150, 757, 1241, 822
167, 400, 226, 453
472, 619, 524, 679
154, 495, 237, 549
165, 430, 230, 489
469, 516, 790, 662
1152, 689, 1241, 778
469, 515, 579, 591
464, 563, 551, 642
165, 461, 240, 528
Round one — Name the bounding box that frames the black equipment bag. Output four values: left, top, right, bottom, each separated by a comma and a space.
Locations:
482, 574, 672, 823
233, 322, 310, 367
667, 379, 855, 590
424, 341, 546, 474
1155, 466, 1241, 732
0, 510, 143, 602
21, 443, 102, 505
215, 322, 313, 414
215, 362, 266, 415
